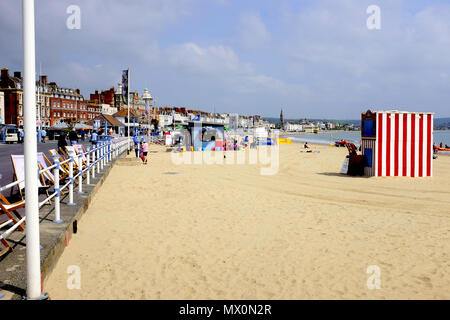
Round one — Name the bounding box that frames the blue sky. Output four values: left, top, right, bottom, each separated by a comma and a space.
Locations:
1, 0, 450, 119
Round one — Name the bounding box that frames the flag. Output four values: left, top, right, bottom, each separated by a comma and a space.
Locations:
122, 69, 129, 104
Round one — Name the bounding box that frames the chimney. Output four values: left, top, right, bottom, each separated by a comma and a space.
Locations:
14, 71, 22, 79
95, 90, 98, 95
1, 68, 8, 80
40, 75, 48, 86
76, 89, 80, 95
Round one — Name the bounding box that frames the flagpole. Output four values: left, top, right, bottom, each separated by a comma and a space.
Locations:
127, 68, 130, 150
23, 0, 47, 300
37, 61, 42, 143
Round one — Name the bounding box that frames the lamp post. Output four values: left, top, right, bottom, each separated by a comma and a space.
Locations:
23, 0, 48, 300
142, 88, 152, 138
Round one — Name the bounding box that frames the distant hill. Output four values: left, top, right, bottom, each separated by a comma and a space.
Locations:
435, 117, 450, 130
264, 117, 359, 125
264, 117, 450, 129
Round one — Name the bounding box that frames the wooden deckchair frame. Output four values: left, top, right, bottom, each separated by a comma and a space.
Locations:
48, 149, 80, 185
0, 194, 25, 257
59, 146, 86, 173
65, 146, 87, 169
42, 152, 69, 181
73, 144, 88, 166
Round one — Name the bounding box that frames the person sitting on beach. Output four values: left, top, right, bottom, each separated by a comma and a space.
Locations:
304, 142, 310, 149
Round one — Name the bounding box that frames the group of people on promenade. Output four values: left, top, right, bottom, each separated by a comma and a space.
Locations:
133, 135, 148, 165
57, 129, 99, 149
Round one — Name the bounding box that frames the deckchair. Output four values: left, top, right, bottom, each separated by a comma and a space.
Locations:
48, 149, 73, 176
0, 194, 25, 257
60, 146, 85, 172
41, 152, 69, 181
37, 152, 68, 195
73, 144, 88, 165
48, 149, 80, 184
10, 155, 51, 199
65, 146, 87, 169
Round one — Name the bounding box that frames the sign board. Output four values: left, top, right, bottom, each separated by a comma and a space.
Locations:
340, 158, 349, 175
165, 132, 172, 146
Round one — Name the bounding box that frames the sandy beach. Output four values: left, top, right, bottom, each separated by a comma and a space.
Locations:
44, 143, 450, 299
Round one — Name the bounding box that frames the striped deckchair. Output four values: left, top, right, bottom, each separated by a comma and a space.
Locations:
0, 194, 25, 257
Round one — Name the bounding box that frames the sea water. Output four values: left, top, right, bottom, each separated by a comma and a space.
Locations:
285, 131, 450, 147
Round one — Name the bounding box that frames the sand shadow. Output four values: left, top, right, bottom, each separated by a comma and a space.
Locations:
318, 172, 371, 179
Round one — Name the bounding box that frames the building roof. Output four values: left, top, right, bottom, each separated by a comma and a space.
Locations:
113, 108, 139, 118
87, 114, 125, 127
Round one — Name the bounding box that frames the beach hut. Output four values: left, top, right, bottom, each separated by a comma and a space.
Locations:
361, 110, 434, 177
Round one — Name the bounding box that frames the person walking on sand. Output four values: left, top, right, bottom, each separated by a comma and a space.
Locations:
133, 135, 139, 158
141, 140, 149, 165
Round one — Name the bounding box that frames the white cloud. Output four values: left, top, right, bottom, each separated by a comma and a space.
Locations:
238, 12, 270, 49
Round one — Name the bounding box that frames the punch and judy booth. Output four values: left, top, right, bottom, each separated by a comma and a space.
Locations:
361, 110, 434, 177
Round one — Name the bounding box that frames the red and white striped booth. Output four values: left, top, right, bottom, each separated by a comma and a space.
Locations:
361, 110, 434, 177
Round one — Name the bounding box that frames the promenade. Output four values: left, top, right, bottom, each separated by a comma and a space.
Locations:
0, 138, 129, 299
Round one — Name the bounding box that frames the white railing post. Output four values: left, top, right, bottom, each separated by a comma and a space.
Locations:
67, 153, 75, 206
97, 143, 100, 174
53, 156, 63, 223
100, 142, 104, 170
86, 147, 90, 185
78, 155, 83, 194
92, 145, 96, 178
104, 141, 108, 165
105, 141, 109, 164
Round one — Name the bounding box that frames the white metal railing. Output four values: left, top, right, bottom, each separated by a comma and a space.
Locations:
0, 137, 130, 246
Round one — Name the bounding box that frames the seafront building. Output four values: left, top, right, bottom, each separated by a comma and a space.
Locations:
0, 65, 275, 133
0, 91, 4, 125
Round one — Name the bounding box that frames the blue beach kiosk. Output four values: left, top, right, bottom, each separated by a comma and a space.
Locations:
187, 121, 225, 151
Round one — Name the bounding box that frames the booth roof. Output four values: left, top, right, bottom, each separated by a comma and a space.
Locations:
187, 121, 225, 127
